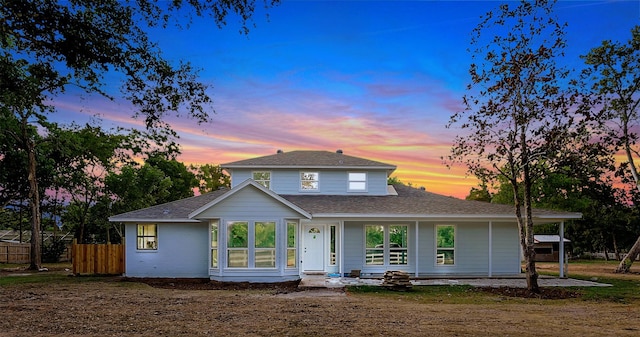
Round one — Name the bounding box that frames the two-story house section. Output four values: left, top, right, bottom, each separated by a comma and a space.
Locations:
109, 150, 580, 282
223, 150, 397, 196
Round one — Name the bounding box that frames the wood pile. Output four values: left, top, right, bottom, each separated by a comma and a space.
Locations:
381, 270, 413, 291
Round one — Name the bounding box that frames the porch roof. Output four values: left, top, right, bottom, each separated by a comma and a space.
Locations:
282, 184, 581, 222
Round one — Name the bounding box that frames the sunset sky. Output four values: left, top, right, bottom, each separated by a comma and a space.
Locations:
51, 0, 639, 198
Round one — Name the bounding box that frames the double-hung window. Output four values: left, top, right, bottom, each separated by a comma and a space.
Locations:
253, 171, 271, 189
348, 172, 367, 191
137, 224, 157, 250
300, 172, 319, 191
227, 221, 249, 267
436, 225, 455, 265
254, 221, 276, 268
365, 224, 408, 265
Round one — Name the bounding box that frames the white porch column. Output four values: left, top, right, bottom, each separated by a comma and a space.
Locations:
415, 221, 419, 278
339, 220, 344, 277
559, 221, 565, 278
488, 221, 493, 277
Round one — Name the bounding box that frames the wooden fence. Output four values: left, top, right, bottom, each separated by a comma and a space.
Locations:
0, 241, 30, 263
72, 240, 125, 275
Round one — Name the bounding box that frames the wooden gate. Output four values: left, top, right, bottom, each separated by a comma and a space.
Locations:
72, 240, 125, 275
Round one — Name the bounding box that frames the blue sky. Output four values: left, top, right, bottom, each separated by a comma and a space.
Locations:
53, 0, 640, 198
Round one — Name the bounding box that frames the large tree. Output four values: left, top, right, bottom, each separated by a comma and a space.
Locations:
446, 0, 586, 292
582, 26, 640, 273
0, 0, 277, 269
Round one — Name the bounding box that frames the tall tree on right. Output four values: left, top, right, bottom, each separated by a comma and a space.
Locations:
582, 26, 640, 273
446, 0, 589, 292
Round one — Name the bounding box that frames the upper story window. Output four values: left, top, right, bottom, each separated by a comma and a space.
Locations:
300, 172, 319, 191
137, 224, 157, 250
252, 171, 271, 189
348, 172, 367, 191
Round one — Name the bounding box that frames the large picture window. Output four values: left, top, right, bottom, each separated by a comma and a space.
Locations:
253, 171, 271, 189
365, 224, 408, 265
436, 225, 455, 265
226, 220, 280, 269
254, 221, 276, 268
227, 221, 248, 268
137, 224, 157, 250
300, 172, 319, 191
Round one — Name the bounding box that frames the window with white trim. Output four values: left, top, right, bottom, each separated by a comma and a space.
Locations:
253, 171, 271, 189
286, 221, 297, 268
227, 221, 248, 267
300, 172, 319, 191
137, 224, 157, 250
254, 221, 276, 268
365, 224, 408, 265
226, 220, 278, 269
436, 225, 455, 265
348, 172, 367, 191
211, 220, 218, 268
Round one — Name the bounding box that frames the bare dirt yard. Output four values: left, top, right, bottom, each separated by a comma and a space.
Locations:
1, 262, 640, 337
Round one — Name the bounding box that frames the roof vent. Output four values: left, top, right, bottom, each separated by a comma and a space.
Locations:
276, 149, 283, 154
162, 209, 170, 215
420, 186, 426, 191
336, 149, 343, 154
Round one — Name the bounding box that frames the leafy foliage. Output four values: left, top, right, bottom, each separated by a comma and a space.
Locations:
0, 0, 278, 268
41, 236, 68, 263
446, 0, 586, 292
582, 25, 640, 272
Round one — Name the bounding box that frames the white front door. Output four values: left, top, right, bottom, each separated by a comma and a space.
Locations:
303, 225, 324, 271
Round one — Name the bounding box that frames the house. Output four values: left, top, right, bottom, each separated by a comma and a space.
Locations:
533, 235, 571, 262
109, 150, 580, 282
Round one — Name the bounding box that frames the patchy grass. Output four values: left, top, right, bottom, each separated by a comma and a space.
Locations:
1, 260, 640, 336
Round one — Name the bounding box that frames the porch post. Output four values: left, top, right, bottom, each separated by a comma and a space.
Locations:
488, 221, 493, 277
339, 220, 344, 277
559, 221, 565, 278
415, 221, 419, 278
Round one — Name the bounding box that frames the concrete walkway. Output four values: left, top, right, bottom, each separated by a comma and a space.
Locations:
299, 275, 611, 289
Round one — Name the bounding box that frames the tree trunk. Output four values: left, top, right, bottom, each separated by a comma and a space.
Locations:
612, 235, 621, 261
511, 172, 539, 293
26, 138, 42, 271
616, 236, 640, 273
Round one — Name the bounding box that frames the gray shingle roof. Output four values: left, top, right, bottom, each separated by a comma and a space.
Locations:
109, 183, 581, 222
281, 184, 580, 220
222, 150, 397, 170
108, 189, 229, 221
